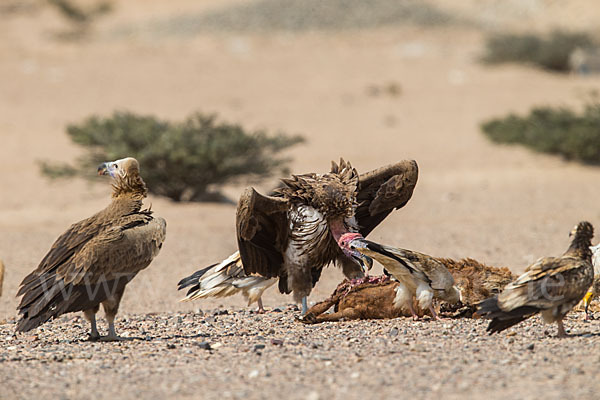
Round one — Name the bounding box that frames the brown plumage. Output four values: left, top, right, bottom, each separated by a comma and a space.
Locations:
477, 221, 594, 338
0, 259, 4, 297
179, 159, 418, 313
16, 157, 166, 341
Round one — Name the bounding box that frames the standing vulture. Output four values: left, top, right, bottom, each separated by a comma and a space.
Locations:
338, 234, 461, 319
477, 221, 594, 338
16, 157, 166, 341
179, 159, 418, 314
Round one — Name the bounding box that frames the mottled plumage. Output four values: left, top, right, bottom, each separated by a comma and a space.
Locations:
341, 235, 460, 319
477, 222, 594, 337
16, 157, 166, 340
179, 159, 418, 312
580, 243, 600, 320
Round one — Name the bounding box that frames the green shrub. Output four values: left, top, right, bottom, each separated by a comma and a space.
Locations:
481, 102, 600, 164
41, 111, 305, 201
482, 30, 595, 72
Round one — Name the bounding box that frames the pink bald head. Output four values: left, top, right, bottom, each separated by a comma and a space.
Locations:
338, 232, 364, 249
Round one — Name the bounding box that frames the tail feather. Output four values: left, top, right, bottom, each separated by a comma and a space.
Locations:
477, 296, 539, 334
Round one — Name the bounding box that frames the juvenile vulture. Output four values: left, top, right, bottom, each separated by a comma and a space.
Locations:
580, 243, 600, 320
0, 259, 4, 297
339, 233, 461, 319
178, 251, 276, 313
16, 157, 166, 341
179, 159, 418, 314
477, 221, 594, 338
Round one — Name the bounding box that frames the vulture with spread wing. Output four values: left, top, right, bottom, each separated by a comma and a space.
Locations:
477, 221, 594, 338
16, 157, 166, 341
179, 159, 418, 313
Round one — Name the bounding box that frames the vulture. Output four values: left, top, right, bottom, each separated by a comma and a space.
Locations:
179, 159, 418, 314
16, 157, 166, 341
477, 221, 594, 338
0, 259, 4, 297
338, 233, 461, 319
178, 251, 276, 313
581, 243, 600, 320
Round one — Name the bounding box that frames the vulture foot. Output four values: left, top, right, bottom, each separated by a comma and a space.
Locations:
301, 297, 308, 315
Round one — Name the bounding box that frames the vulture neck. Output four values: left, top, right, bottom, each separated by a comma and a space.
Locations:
328, 218, 350, 242
565, 235, 592, 260
110, 174, 147, 208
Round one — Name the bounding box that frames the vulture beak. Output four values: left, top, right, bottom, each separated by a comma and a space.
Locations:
338, 233, 373, 273
97, 162, 110, 176
353, 251, 373, 274
97, 161, 122, 178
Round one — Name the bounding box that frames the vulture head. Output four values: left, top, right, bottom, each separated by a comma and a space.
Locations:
566, 221, 594, 259
98, 157, 147, 198
338, 232, 373, 273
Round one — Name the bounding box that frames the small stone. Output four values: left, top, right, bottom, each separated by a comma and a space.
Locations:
254, 344, 266, 351
271, 338, 284, 346
526, 343, 534, 351
196, 342, 212, 350
166, 344, 176, 350
389, 327, 399, 337
248, 370, 259, 379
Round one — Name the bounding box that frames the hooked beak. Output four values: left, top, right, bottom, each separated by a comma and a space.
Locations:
97, 162, 109, 176
97, 161, 119, 178
347, 237, 374, 273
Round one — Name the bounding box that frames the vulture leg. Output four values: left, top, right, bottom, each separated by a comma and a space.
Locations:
83, 306, 100, 340
556, 319, 567, 338
256, 298, 265, 314
408, 300, 419, 321
99, 288, 130, 342
301, 297, 308, 315
428, 305, 439, 321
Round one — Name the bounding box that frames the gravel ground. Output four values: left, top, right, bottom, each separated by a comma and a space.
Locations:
1, 308, 599, 400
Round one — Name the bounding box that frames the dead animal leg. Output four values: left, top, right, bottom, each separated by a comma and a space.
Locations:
311, 308, 361, 323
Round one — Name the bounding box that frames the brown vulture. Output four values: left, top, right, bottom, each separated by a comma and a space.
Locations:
16, 157, 166, 341
179, 159, 418, 314
338, 233, 461, 319
0, 259, 4, 297
476, 221, 594, 337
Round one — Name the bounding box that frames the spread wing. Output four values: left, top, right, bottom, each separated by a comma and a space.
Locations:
236, 188, 289, 278
498, 256, 593, 311
355, 160, 418, 236
16, 212, 166, 332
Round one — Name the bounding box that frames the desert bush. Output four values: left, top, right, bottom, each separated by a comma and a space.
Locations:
482, 30, 595, 72
481, 102, 600, 164
40, 111, 305, 201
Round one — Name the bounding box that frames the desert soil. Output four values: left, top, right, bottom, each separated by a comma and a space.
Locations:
2, 0, 600, 399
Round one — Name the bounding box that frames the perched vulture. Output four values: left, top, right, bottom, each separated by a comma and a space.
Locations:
0, 259, 4, 297
477, 221, 594, 338
179, 159, 418, 314
16, 157, 166, 341
581, 243, 600, 320
338, 233, 461, 319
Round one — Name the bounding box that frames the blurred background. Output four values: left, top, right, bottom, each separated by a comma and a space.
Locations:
2, 0, 600, 319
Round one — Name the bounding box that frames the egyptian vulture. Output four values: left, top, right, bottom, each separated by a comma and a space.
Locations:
477, 221, 594, 337
339, 234, 461, 319
16, 157, 166, 341
179, 159, 418, 314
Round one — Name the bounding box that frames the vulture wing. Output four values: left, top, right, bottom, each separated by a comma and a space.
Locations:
236, 188, 289, 279
498, 256, 593, 312
16, 212, 166, 332
355, 160, 418, 236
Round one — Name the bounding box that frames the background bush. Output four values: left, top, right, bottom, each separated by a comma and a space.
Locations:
41, 111, 305, 201
481, 30, 595, 72
481, 101, 600, 164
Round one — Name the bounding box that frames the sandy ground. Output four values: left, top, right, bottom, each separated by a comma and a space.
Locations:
2, 0, 600, 399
